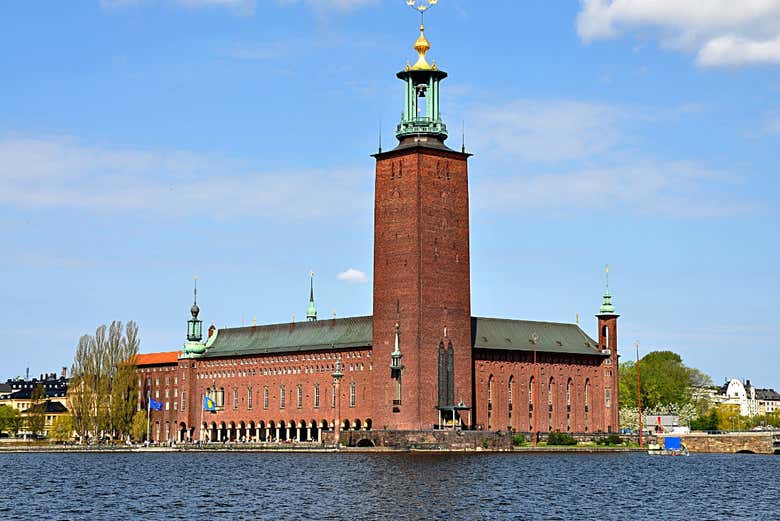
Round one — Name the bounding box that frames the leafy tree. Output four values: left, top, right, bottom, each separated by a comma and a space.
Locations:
69, 321, 140, 442
619, 351, 712, 410
0, 405, 24, 437
26, 384, 47, 437
0, 405, 22, 435
50, 414, 74, 442
689, 409, 719, 431
131, 410, 148, 442
716, 404, 743, 431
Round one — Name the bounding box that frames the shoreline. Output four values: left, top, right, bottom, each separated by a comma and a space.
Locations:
0, 444, 655, 454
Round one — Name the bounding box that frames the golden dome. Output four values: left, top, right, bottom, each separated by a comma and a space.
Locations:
411, 24, 433, 70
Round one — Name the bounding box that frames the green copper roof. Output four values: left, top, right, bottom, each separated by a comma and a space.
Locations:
598, 267, 617, 315
471, 317, 603, 356
201, 316, 373, 358
198, 316, 604, 359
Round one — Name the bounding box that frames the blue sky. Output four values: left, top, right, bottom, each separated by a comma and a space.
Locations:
1, 0, 778, 389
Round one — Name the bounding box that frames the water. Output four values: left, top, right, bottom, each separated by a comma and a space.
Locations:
1, 452, 778, 520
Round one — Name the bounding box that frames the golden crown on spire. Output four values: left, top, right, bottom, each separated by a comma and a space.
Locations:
405, 1, 439, 70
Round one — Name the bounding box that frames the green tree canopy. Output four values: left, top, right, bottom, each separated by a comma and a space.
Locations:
0, 405, 23, 437
620, 350, 711, 410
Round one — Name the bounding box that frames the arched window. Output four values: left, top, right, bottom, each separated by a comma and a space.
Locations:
314, 384, 320, 409
548, 378, 554, 431
263, 386, 269, 410
602, 325, 610, 350
247, 386, 253, 410
233, 387, 239, 410
280, 385, 286, 409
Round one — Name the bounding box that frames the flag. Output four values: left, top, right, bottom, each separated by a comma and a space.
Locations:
149, 398, 163, 411
203, 396, 217, 412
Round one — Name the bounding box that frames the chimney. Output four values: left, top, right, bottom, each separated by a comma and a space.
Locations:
208, 323, 216, 339
61, 367, 67, 379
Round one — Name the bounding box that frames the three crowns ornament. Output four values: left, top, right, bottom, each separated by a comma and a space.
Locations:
406, 0, 439, 13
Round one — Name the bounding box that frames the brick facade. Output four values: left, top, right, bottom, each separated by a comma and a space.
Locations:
371, 146, 472, 430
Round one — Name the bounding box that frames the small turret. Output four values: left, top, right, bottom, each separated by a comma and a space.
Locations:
183, 276, 206, 357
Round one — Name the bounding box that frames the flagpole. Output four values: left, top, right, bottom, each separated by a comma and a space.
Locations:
146, 389, 151, 443
199, 392, 205, 443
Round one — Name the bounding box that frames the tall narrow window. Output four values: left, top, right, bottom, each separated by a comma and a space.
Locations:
331, 383, 337, 408
548, 378, 554, 431
181, 391, 186, 411
280, 385, 286, 409
247, 386, 253, 410
349, 382, 356, 407
487, 375, 494, 430
566, 379, 572, 432
314, 384, 320, 409
605, 388, 611, 408
217, 388, 224, 409
508, 376, 514, 427
297, 384, 303, 409
233, 387, 239, 410
584, 379, 590, 432
446, 341, 455, 406
263, 386, 269, 410
529, 377, 535, 431
437, 341, 446, 408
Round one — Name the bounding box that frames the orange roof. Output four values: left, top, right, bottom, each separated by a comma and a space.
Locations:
134, 351, 180, 366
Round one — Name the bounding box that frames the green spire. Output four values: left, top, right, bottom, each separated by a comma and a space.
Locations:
599, 265, 617, 315
306, 271, 317, 321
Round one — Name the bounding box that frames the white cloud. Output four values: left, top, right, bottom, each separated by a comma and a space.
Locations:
576, 0, 780, 67
474, 162, 755, 218
278, 0, 376, 11
337, 268, 368, 283
467, 99, 623, 162
0, 136, 369, 219
100, 0, 256, 15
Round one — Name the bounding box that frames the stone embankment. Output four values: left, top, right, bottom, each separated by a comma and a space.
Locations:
662, 432, 778, 455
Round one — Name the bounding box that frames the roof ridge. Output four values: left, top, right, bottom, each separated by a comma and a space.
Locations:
220, 315, 373, 333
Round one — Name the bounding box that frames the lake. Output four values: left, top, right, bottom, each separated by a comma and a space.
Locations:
1, 452, 778, 520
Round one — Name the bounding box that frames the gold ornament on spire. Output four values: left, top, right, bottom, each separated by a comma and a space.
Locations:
406, 1, 439, 70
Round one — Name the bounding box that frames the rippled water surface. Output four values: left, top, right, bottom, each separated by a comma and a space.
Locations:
2, 452, 779, 520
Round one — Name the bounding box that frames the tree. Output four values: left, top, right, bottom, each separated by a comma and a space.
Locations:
0, 405, 24, 437
689, 409, 719, 431
26, 384, 47, 437
131, 410, 148, 442
619, 351, 712, 410
50, 414, 74, 443
0, 405, 22, 436
110, 321, 140, 440
69, 321, 141, 442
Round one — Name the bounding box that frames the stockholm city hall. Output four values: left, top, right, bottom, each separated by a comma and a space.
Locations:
135, 6, 621, 446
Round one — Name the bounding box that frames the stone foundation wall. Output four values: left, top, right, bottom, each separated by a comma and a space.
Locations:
665, 433, 775, 454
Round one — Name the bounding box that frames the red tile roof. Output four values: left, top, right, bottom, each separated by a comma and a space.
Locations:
134, 351, 180, 366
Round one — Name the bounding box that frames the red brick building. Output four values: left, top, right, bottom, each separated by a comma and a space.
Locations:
138, 22, 620, 444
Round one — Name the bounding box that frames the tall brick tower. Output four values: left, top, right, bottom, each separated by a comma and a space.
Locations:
371, 16, 472, 430
596, 267, 620, 432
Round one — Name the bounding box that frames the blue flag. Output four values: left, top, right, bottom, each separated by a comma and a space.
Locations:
149, 398, 163, 411
203, 396, 217, 412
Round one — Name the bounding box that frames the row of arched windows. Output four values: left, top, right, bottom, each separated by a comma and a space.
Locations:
487, 375, 591, 432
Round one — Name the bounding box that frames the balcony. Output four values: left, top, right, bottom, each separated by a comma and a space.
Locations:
396, 117, 448, 139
